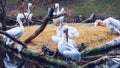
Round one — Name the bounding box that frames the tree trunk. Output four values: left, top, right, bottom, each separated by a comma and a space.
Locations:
80, 55, 120, 68
0, 0, 7, 31
81, 37, 120, 57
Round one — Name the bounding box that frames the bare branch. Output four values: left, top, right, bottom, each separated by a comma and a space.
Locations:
24, 6, 66, 43
0, 30, 27, 48
0, 0, 7, 30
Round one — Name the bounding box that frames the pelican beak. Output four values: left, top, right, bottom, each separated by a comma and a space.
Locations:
98, 22, 104, 26
64, 29, 68, 43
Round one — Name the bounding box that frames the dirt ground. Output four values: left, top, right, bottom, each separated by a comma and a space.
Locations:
19, 23, 119, 52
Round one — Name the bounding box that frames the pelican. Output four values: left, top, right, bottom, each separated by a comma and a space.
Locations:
53, 3, 65, 26
94, 17, 120, 34
4, 13, 24, 46
57, 26, 80, 64
16, 2, 33, 24
24, 2, 33, 22
52, 24, 79, 48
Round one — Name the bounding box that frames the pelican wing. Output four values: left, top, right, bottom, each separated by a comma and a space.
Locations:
68, 27, 79, 38
51, 36, 62, 43
6, 27, 23, 38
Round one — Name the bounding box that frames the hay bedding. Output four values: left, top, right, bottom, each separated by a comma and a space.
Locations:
19, 23, 118, 52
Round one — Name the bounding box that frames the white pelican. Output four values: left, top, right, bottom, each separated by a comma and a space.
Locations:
52, 25, 79, 48
53, 3, 65, 26
24, 2, 33, 22
58, 26, 80, 63
4, 13, 24, 46
94, 17, 120, 34
16, 2, 33, 24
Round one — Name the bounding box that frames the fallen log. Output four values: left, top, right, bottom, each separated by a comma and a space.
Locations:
1, 40, 119, 68
0, 36, 120, 67
80, 55, 120, 68
81, 37, 120, 57
80, 56, 109, 68
24, 6, 66, 44
0, 37, 80, 68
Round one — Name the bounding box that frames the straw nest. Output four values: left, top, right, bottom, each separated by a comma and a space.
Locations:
19, 23, 118, 52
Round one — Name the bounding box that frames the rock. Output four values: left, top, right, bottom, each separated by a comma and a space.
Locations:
78, 43, 88, 52
98, 37, 105, 42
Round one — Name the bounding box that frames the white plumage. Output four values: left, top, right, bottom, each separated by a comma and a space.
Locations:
53, 3, 65, 25
4, 13, 24, 45
27, 3, 32, 13
52, 4, 80, 62
52, 24, 80, 63
94, 17, 120, 34
57, 26, 80, 62
52, 25, 79, 48
16, 2, 33, 23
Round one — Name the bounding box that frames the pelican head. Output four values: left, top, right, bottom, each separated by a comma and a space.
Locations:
55, 3, 59, 9
28, 3, 32, 8
62, 25, 79, 38
94, 19, 104, 27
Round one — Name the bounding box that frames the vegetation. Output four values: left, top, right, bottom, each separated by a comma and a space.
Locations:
74, 0, 120, 18
6, 0, 120, 18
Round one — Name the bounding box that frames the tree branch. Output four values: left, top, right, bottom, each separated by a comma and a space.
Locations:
81, 37, 120, 57
24, 6, 66, 43
0, 30, 27, 48
0, 0, 7, 30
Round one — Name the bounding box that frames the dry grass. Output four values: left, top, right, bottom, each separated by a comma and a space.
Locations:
19, 23, 119, 52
